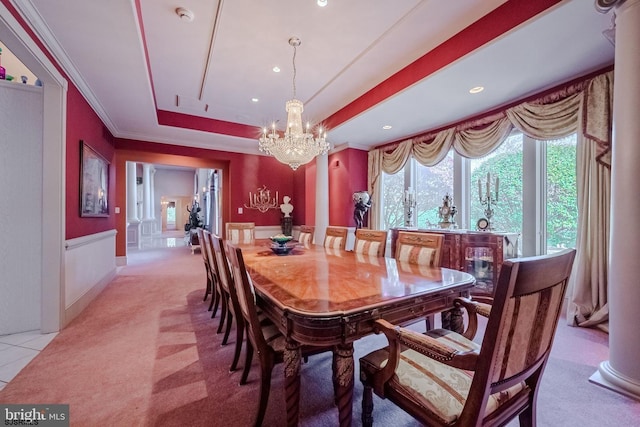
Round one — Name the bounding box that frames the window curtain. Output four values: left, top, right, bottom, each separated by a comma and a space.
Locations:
368, 70, 612, 329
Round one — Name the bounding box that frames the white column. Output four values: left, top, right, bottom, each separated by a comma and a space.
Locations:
142, 163, 152, 220
591, 0, 640, 400
126, 161, 141, 247
126, 161, 139, 223
150, 168, 157, 233
315, 153, 329, 245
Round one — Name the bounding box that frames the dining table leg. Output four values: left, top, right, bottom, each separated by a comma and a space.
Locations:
332, 343, 355, 427
284, 339, 301, 427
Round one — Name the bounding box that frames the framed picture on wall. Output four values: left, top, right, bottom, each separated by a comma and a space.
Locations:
80, 140, 109, 217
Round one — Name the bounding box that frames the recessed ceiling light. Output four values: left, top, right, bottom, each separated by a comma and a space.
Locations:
469, 86, 484, 94
273, 66, 281, 73
382, 125, 392, 130
317, 0, 328, 6
251, 98, 259, 103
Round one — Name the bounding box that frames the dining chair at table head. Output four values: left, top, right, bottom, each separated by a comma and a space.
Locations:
359, 248, 576, 427
354, 229, 388, 257
323, 226, 348, 251
395, 231, 443, 267
226, 222, 255, 244
298, 225, 315, 246
225, 242, 331, 427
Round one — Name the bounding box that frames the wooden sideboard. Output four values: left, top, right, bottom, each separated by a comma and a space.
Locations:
390, 228, 519, 296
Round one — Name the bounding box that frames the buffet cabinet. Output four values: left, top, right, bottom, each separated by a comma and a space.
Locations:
390, 228, 519, 296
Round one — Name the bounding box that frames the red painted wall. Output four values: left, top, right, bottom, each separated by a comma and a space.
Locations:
328, 149, 368, 227
65, 80, 117, 239
302, 149, 369, 228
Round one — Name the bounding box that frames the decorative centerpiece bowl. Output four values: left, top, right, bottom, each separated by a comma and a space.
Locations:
269, 234, 295, 255
270, 234, 293, 245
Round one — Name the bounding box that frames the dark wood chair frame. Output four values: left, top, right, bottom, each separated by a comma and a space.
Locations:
210, 233, 245, 372
201, 230, 221, 317
354, 229, 388, 257
395, 231, 444, 267
225, 242, 330, 427
360, 249, 576, 427
323, 226, 349, 251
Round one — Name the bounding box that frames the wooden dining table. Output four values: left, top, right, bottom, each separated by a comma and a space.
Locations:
237, 241, 476, 427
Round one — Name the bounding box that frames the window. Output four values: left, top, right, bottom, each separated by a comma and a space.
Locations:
377, 131, 577, 257
545, 135, 577, 253
381, 166, 406, 230
469, 133, 523, 236
415, 151, 454, 228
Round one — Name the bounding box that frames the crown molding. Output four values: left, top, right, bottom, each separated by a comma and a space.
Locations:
12, 0, 119, 135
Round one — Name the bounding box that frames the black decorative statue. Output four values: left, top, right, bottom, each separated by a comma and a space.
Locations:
185, 201, 203, 231
353, 191, 372, 229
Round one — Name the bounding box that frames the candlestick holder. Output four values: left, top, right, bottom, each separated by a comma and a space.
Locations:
404, 188, 416, 227
478, 172, 499, 230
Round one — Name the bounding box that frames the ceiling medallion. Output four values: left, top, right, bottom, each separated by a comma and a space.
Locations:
258, 37, 330, 170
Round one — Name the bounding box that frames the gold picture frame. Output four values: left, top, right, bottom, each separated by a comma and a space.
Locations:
80, 140, 109, 217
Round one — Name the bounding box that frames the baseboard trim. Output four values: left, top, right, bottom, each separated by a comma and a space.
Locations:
590, 361, 640, 402
63, 268, 116, 327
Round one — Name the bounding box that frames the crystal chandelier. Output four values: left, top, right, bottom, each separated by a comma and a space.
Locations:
258, 37, 330, 170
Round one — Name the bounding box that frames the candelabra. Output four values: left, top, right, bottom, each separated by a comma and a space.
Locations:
404, 187, 416, 227
478, 172, 499, 230
245, 185, 279, 213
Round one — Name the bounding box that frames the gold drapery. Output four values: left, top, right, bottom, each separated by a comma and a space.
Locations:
368, 70, 613, 329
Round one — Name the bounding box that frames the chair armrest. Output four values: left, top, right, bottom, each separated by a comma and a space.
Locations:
454, 297, 491, 340
373, 319, 479, 385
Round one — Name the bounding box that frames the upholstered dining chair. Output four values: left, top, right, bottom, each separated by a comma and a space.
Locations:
359, 249, 576, 427
201, 230, 221, 316
298, 225, 315, 246
323, 226, 348, 251
210, 233, 245, 372
225, 242, 330, 427
354, 229, 388, 257
395, 231, 444, 267
226, 222, 256, 244
196, 228, 212, 302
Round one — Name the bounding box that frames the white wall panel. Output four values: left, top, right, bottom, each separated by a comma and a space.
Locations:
64, 230, 116, 310
0, 81, 43, 335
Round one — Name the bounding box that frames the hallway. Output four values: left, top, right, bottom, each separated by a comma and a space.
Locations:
0, 230, 194, 391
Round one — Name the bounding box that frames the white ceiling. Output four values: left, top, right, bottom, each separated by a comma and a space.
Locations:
13, 0, 614, 156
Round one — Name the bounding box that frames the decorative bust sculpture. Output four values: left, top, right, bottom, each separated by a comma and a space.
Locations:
280, 195, 293, 217
438, 194, 457, 229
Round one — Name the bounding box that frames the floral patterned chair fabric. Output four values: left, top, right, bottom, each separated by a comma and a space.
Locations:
359, 249, 576, 427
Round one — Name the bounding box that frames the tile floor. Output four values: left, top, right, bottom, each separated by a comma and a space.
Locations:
0, 331, 58, 391
0, 230, 191, 392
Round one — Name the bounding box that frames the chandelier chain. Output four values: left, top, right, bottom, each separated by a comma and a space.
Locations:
292, 44, 297, 99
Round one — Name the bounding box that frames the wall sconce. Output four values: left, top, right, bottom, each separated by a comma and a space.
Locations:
245, 185, 279, 213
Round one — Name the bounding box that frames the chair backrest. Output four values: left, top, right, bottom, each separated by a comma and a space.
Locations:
210, 233, 233, 295
395, 231, 443, 267
225, 242, 269, 354
298, 225, 315, 246
323, 226, 348, 251
200, 230, 217, 283
226, 222, 255, 244
354, 229, 388, 257
461, 248, 576, 424
196, 228, 208, 263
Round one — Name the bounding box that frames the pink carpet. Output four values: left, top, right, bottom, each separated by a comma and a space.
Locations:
1, 245, 638, 426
